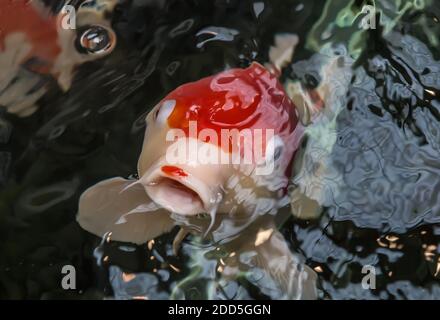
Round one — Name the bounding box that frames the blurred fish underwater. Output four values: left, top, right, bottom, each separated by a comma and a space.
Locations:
1, 0, 440, 300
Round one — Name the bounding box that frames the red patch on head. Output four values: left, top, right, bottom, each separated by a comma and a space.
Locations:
163, 62, 299, 156
166, 63, 296, 132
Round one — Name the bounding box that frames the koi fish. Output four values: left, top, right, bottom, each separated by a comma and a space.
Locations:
77, 34, 319, 299
0, 0, 118, 116
287, 44, 353, 220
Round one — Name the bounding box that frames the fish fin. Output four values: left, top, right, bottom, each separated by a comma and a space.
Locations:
253, 227, 317, 299
172, 228, 190, 256
267, 33, 299, 73
290, 187, 322, 220
77, 177, 175, 245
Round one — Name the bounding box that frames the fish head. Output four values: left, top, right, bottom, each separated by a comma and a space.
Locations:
138, 62, 302, 223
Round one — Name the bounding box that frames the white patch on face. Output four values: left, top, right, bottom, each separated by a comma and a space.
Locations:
156, 99, 176, 124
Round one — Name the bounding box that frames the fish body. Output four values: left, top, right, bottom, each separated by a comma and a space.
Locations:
77, 35, 319, 299
0, 0, 117, 116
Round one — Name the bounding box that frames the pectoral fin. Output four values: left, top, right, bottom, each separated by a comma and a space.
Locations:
251, 227, 318, 299
77, 177, 175, 245
223, 220, 318, 300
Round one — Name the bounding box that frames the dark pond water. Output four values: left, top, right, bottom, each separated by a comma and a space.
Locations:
1, 0, 440, 299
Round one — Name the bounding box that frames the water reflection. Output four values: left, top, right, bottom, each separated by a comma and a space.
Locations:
1, 0, 440, 300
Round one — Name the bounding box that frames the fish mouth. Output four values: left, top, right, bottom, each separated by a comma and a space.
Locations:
141, 165, 219, 216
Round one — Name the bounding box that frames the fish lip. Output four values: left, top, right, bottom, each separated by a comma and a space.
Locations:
140, 163, 218, 216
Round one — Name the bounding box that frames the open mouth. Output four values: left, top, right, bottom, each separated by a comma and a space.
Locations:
142, 166, 214, 216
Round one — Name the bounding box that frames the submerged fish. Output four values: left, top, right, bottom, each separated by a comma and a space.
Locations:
0, 0, 118, 116
77, 34, 320, 299
288, 44, 354, 219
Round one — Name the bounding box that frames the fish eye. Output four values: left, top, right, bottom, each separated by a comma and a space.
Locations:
155, 100, 176, 124
75, 25, 116, 55
265, 135, 284, 163
273, 146, 283, 161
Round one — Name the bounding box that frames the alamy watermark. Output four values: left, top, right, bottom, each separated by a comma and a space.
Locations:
360, 4, 376, 30
61, 265, 76, 290
361, 265, 376, 290
164, 120, 279, 176
61, 5, 77, 30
